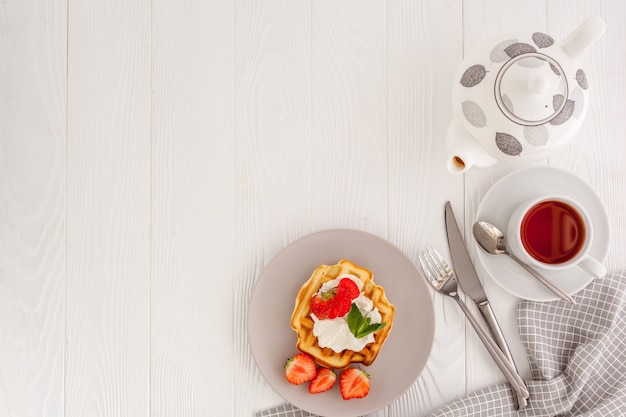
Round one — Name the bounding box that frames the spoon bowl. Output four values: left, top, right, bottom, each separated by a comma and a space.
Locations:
473, 221, 575, 304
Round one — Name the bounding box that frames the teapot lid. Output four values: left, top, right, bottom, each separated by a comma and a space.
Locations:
495, 53, 568, 126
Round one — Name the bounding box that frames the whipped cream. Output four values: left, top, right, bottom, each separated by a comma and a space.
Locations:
311, 274, 382, 353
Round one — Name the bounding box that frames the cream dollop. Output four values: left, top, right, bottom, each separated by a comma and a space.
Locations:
311, 274, 382, 353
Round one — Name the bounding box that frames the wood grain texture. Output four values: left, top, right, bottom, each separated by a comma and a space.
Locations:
150, 0, 235, 416
234, 0, 312, 414
0, 1, 66, 416
65, 1, 151, 416
311, 0, 387, 235
387, 0, 465, 414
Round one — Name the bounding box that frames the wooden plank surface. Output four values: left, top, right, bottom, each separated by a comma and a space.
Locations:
151, 0, 235, 416
0, 1, 66, 416
232, 0, 311, 414
65, 1, 151, 416
1, 1, 625, 416
387, 1, 466, 413
310, 0, 388, 235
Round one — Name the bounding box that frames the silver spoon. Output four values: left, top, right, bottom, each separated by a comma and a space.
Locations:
473, 221, 575, 305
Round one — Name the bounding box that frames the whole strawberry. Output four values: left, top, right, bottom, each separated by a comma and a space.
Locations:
337, 277, 360, 300
310, 278, 360, 320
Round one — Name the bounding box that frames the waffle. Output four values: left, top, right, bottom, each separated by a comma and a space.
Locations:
290, 259, 395, 369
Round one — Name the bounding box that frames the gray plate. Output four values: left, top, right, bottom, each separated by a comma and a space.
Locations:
247, 229, 435, 417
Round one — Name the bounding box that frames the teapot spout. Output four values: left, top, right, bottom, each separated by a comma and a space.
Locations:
448, 154, 470, 174
446, 121, 497, 174
562, 16, 606, 60
446, 148, 497, 175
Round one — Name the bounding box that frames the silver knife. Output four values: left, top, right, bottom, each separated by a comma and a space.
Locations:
444, 201, 528, 409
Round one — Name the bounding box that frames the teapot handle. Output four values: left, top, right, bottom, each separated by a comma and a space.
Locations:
562, 16, 606, 60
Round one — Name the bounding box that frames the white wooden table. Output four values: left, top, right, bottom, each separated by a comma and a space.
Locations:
2, 1, 625, 416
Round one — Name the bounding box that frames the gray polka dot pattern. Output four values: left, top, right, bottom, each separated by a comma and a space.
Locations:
532, 32, 555, 48
462, 101, 487, 127
495, 132, 523, 156
460, 65, 487, 87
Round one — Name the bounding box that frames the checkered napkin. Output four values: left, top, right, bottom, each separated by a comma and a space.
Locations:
255, 404, 316, 417
256, 272, 626, 417
428, 271, 626, 417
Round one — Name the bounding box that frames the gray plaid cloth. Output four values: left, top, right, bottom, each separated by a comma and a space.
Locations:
256, 272, 626, 417
255, 404, 318, 417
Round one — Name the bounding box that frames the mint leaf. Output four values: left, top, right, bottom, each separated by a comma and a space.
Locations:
355, 322, 386, 338
346, 303, 386, 339
347, 304, 362, 335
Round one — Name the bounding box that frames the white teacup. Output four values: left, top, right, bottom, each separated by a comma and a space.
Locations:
506, 194, 606, 278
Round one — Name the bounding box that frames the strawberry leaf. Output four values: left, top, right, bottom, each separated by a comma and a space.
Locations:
347, 303, 386, 339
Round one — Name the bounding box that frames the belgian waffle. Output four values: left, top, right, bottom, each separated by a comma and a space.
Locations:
290, 259, 395, 369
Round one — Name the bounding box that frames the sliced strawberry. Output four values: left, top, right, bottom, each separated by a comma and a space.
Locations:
308, 367, 336, 394
337, 277, 360, 300
285, 353, 317, 385
340, 367, 370, 400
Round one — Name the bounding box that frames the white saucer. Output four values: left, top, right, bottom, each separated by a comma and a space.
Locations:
474, 166, 610, 301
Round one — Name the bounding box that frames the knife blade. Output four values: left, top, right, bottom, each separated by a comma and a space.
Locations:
444, 201, 528, 409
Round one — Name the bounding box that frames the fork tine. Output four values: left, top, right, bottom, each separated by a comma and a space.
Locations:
421, 246, 438, 279
423, 246, 438, 278
417, 252, 434, 281
426, 246, 446, 278
428, 246, 454, 281
419, 246, 441, 283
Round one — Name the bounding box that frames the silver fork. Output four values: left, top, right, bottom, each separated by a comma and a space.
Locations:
419, 245, 530, 401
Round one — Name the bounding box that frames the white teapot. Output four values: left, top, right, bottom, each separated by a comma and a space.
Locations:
446, 17, 606, 174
